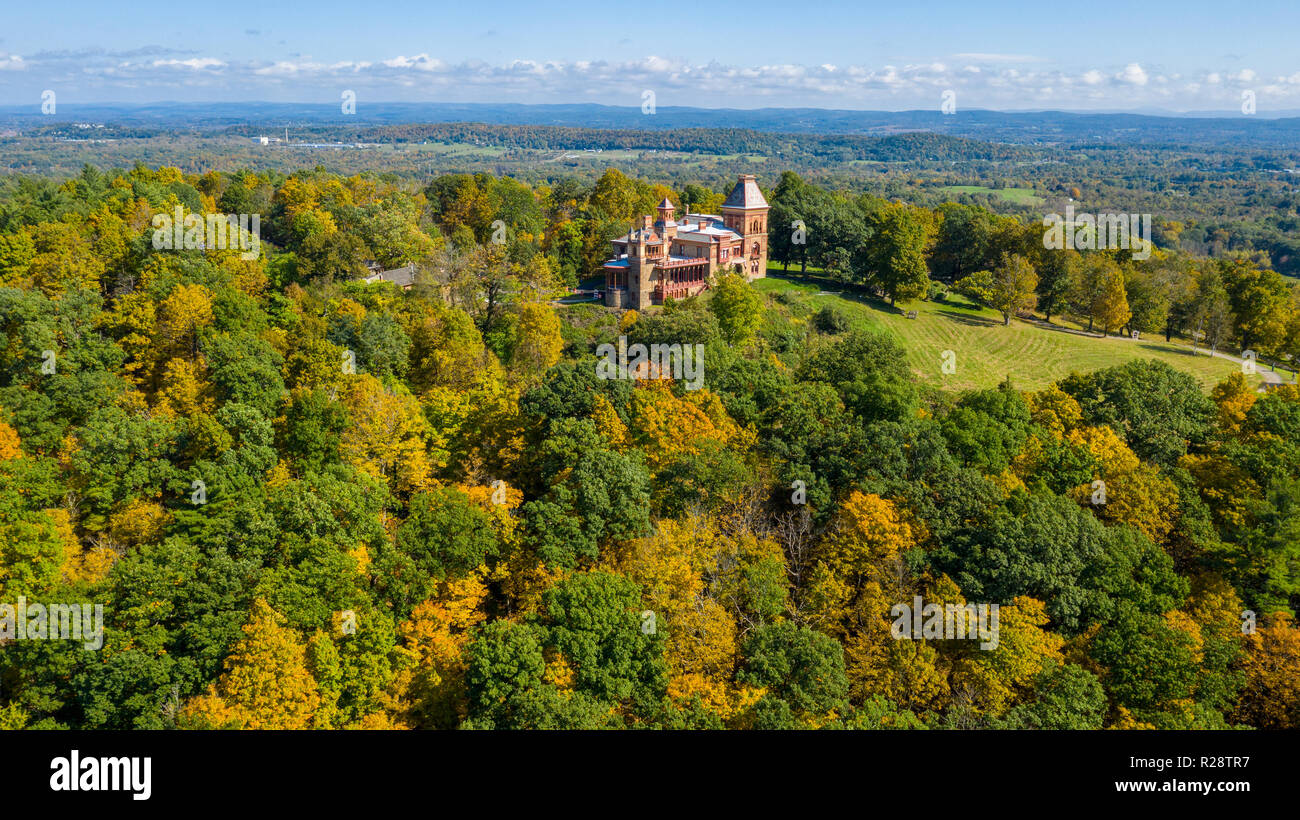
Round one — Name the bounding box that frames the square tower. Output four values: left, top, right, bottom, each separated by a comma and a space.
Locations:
720, 174, 770, 279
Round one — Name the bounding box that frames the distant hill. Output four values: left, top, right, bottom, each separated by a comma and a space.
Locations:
4, 101, 1300, 148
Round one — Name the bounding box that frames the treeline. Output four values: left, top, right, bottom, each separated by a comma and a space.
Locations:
3, 161, 1295, 363
219, 122, 1038, 163
368, 123, 1037, 163
8, 119, 1299, 281
0, 163, 704, 295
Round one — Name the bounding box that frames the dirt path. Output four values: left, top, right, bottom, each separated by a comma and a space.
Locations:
1028, 319, 1290, 387
1203, 348, 1286, 386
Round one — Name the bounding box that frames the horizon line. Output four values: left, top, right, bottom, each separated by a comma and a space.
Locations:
3, 100, 1299, 120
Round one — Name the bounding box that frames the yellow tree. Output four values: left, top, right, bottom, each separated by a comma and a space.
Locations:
107, 498, 170, 549
949, 595, 1063, 714
1180, 452, 1257, 533
1234, 613, 1300, 729
604, 515, 765, 721
810, 492, 948, 713
103, 291, 159, 389
510, 302, 563, 381
0, 228, 35, 288
1025, 384, 1084, 440
340, 375, 435, 494
329, 297, 367, 338
181, 599, 322, 729
407, 302, 496, 395
0, 420, 20, 461
86, 206, 132, 283
1068, 425, 1178, 544
391, 572, 489, 728
1211, 371, 1257, 435
1187, 573, 1246, 646
590, 394, 629, 450
155, 357, 215, 418
626, 381, 747, 473
841, 579, 950, 712
156, 283, 214, 361
52, 508, 113, 585
27, 222, 104, 297
813, 490, 916, 611
1093, 264, 1131, 336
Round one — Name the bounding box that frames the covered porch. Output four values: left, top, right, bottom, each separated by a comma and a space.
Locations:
653, 258, 709, 303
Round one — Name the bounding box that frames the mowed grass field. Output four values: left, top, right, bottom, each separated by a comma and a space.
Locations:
939, 185, 1045, 206
753, 274, 1258, 392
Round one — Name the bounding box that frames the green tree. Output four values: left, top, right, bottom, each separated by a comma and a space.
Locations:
541, 571, 667, 707
998, 661, 1108, 729
860, 203, 933, 305
1090, 602, 1198, 718
1035, 247, 1079, 323
739, 621, 848, 723
709, 272, 764, 346
1221, 258, 1291, 354
1059, 360, 1214, 467
396, 487, 500, 584
955, 253, 1039, 325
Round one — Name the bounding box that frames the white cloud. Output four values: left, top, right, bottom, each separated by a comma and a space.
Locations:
151, 58, 224, 70
6, 49, 1300, 110
1117, 63, 1148, 85
253, 61, 311, 75
381, 53, 446, 71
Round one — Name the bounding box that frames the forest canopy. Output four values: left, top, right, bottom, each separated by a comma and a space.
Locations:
0, 163, 1297, 731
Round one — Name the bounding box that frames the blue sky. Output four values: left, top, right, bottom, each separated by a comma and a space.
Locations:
3, 0, 1299, 110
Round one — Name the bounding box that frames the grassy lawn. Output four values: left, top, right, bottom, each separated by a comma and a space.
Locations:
753, 274, 1261, 392
940, 185, 1045, 206
407, 141, 507, 158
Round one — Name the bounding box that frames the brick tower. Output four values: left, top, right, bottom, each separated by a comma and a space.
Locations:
720, 174, 769, 279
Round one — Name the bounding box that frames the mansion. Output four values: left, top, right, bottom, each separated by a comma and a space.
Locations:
602, 174, 769, 310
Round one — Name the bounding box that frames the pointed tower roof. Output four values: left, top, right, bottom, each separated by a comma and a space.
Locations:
657, 197, 675, 209
722, 175, 768, 210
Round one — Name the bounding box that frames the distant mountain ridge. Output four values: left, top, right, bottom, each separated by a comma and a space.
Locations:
3, 101, 1300, 147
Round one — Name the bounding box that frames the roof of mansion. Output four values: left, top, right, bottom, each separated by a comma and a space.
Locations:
722, 175, 769, 210
614, 213, 741, 245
